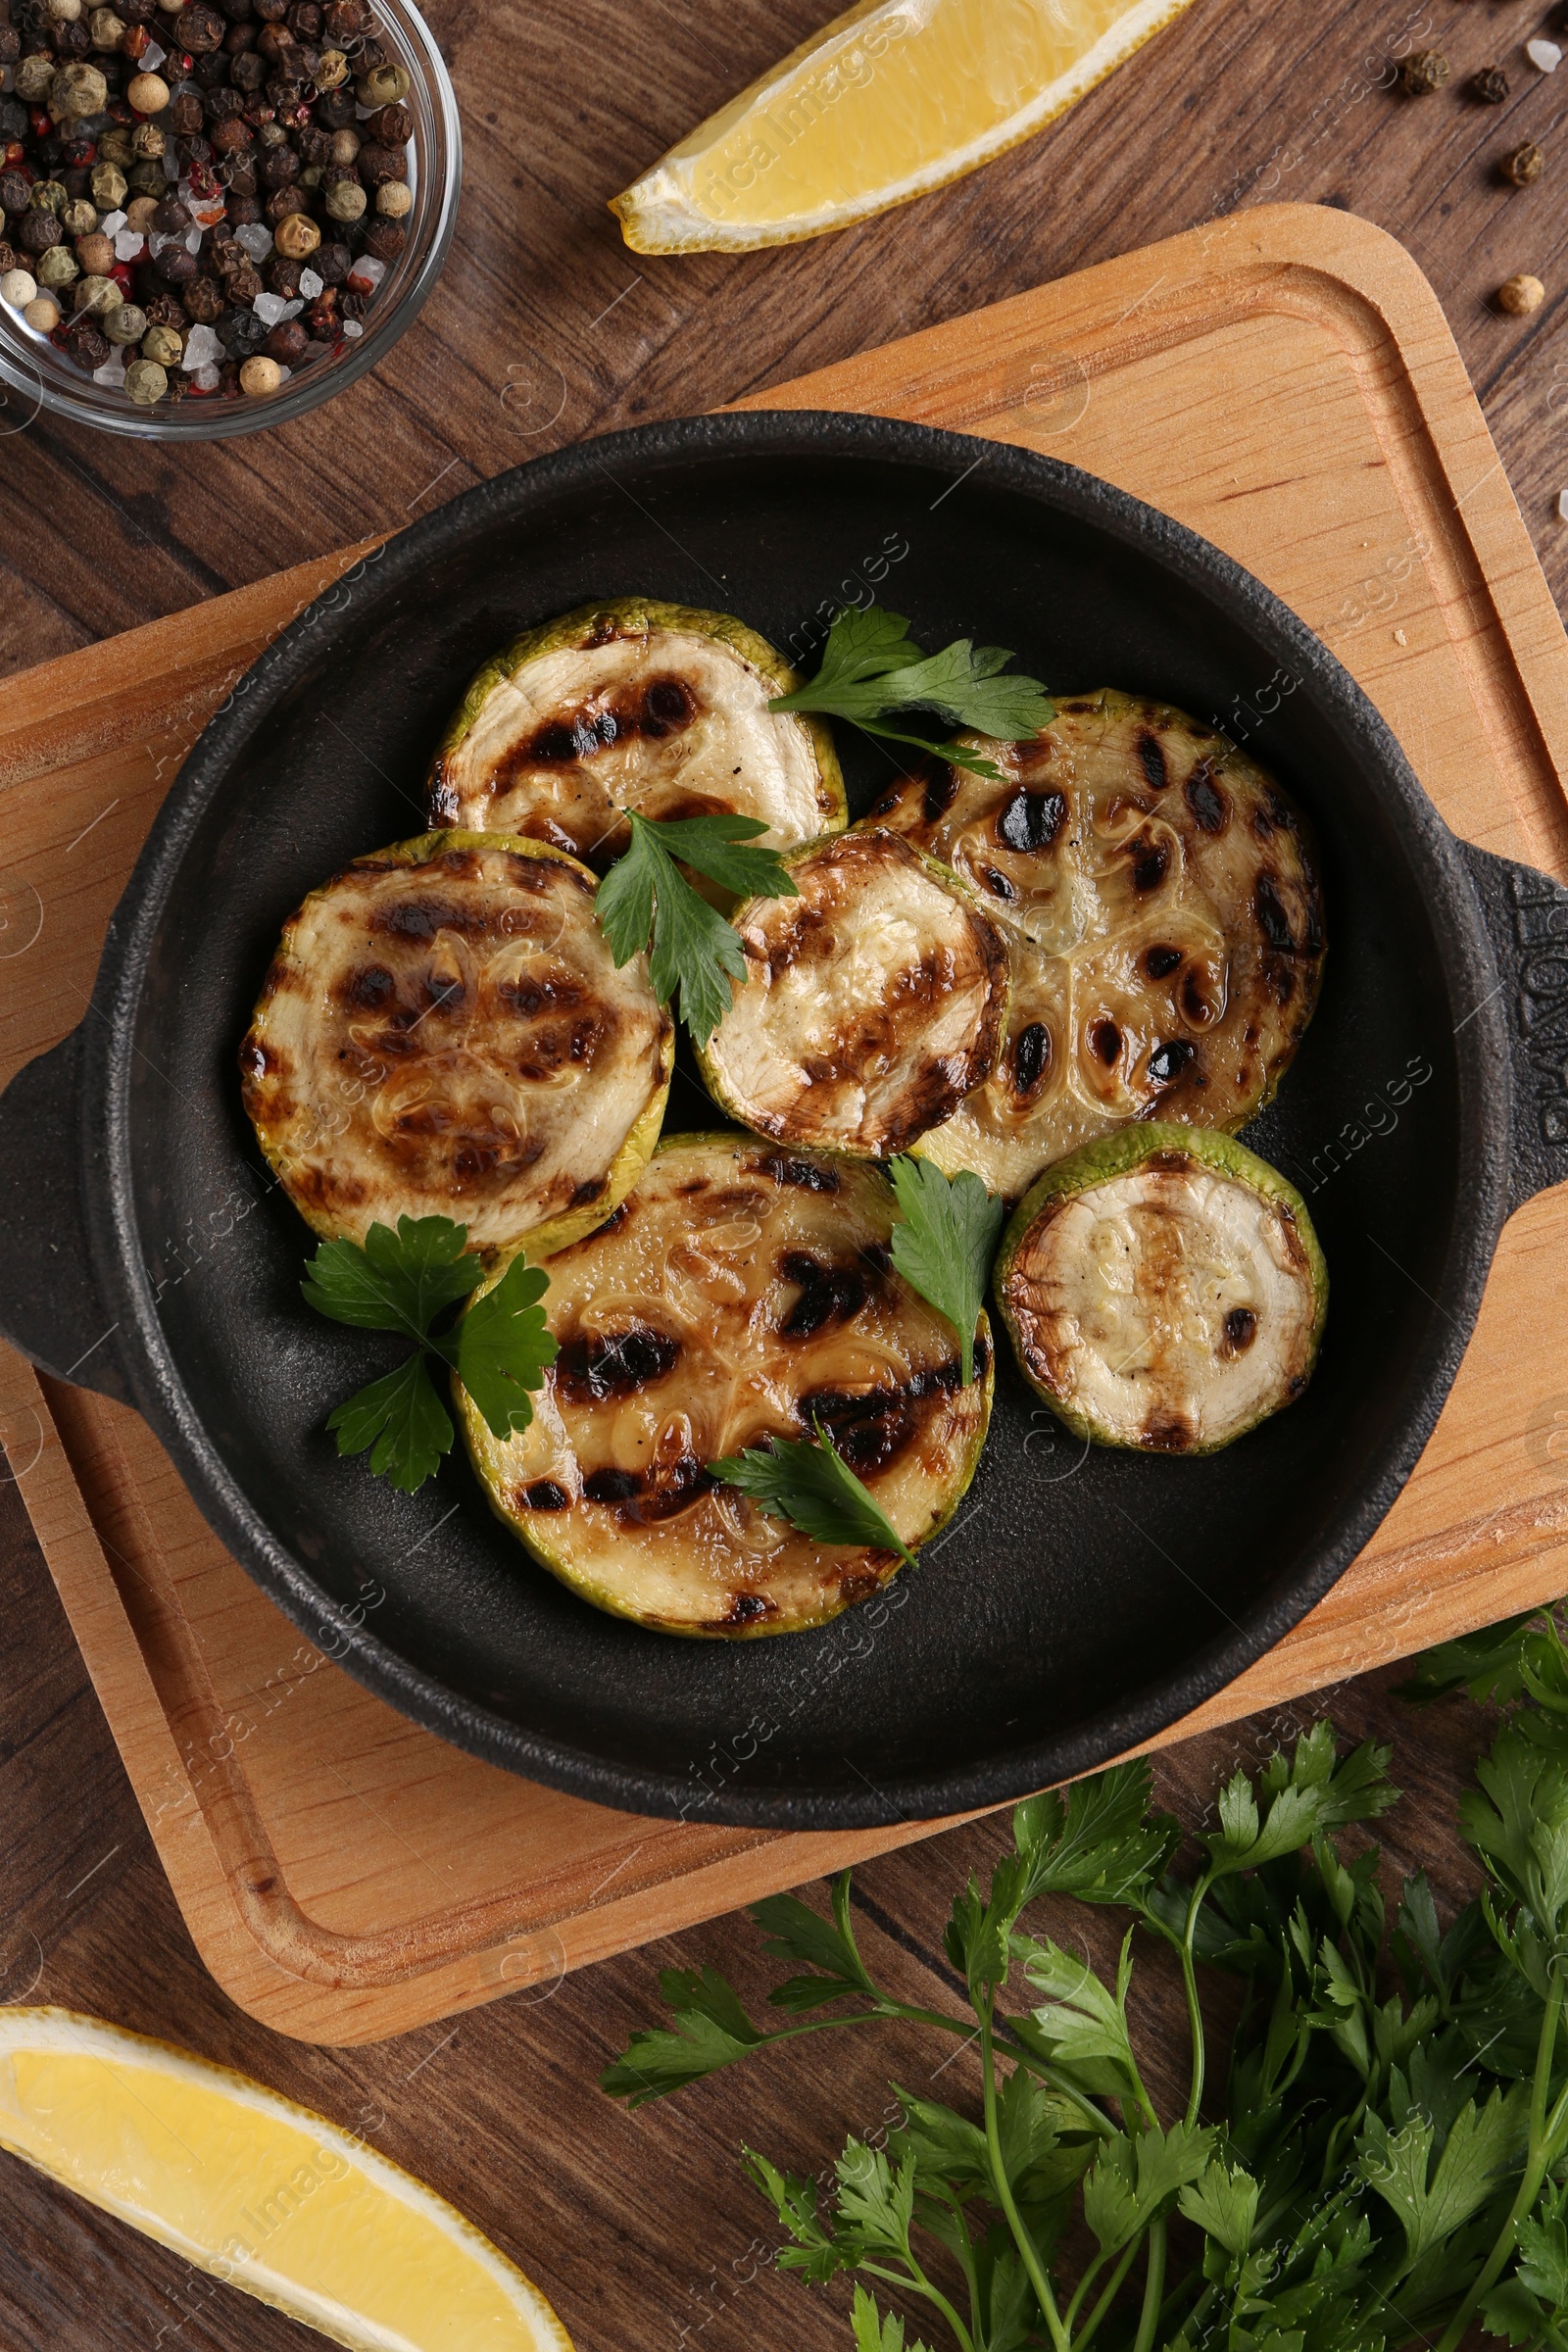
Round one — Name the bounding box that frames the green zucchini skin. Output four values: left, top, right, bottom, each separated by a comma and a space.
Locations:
456, 1133, 994, 1638
995, 1122, 1328, 1456
425, 597, 845, 866
696, 828, 1011, 1159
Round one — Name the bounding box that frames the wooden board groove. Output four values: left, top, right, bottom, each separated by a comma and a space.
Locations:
5, 200, 1568, 2043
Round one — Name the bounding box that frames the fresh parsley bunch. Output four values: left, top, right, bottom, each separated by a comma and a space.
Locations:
603, 1602, 1568, 2352
597, 809, 798, 1046
769, 607, 1055, 780
303, 1214, 557, 1493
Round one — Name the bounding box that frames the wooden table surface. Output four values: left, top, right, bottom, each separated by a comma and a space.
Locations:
1, 0, 1564, 2343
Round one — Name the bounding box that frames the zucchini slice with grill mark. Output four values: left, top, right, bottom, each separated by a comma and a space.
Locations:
426, 598, 845, 868
996, 1123, 1327, 1455
457, 1135, 994, 1638
696, 829, 1011, 1159
859, 691, 1325, 1198
240, 830, 673, 1260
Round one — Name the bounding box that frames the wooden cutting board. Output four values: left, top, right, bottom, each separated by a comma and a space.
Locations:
4, 200, 1568, 2048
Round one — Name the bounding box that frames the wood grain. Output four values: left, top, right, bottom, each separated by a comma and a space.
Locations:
2, 0, 1568, 2341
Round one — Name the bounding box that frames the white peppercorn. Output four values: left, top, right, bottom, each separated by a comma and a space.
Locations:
327, 126, 360, 164
1498, 271, 1546, 315
374, 179, 412, 218
239, 353, 280, 392
126, 70, 170, 113
22, 294, 60, 331
0, 267, 35, 306
89, 7, 125, 47
323, 177, 365, 220
122, 355, 167, 402
46, 0, 83, 20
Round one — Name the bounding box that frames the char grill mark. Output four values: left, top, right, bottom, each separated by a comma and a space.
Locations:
587, 1455, 714, 1523
923, 765, 959, 824
1142, 1412, 1194, 1452
718, 1591, 776, 1627
997, 786, 1066, 853
1011, 1020, 1052, 1099
1090, 1018, 1121, 1066
982, 866, 1016, 900
1185, 763, 1228, 834
1136, 731, 1169, 793
778, 1251, 868, 1337
803, 1356, 967, 1474
1253, 872, 1295, 952
342, 963, 395, 1009
749, 1153, 840, 1193
1148, 1038, 1198, 1086
556, 1324, 680, 1402
519, 1480, 569, 1510
1128, 832, 1170, 892
1144, 945, 1181, 981
510, 673, 698, 769
1222, 1306, 1257, 1356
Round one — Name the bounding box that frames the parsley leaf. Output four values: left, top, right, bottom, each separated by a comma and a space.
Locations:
303, 1215, 553, 1493
709, 1421, 915, 1565
326, 1353, 453, 1494
768, 606, 1054, 779
450, 1253, 557, 1442
888, 1155, 1004, 1386
596, 808, 797, 1047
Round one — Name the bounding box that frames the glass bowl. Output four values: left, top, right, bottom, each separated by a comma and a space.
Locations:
0, 0, 461, 440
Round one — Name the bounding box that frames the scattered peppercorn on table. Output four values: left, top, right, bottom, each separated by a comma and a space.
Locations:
6, 0, 1568, 2344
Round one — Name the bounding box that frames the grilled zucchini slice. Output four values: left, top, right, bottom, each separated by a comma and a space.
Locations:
240, 830, 672, 1259
860, 691, 1325, 1197
458, 1135, 993, 1637
697, 829, 1010, 1158
996, 1123, 1327, 1455
426, 597, 845, 867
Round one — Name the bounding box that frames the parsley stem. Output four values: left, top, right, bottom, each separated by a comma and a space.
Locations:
858, 2258, 976, 2352
1130, 2218, 1167, 2352
1180, 1869, 1215, 2128
980, 1998, 1070, 2352
1065, 2236, 1141, 2351
1432, 1965, 1565, 2352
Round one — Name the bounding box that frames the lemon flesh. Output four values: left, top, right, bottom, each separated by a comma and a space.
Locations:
0, 2008, 571, 2352
611, 0, 1198, 254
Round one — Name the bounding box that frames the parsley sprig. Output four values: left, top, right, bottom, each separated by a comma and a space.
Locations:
769, 606, 1055, 780
597, 808, 798, 1046
303, 1214, 556, 1493
888, 1155, 1004, 1387
710, 1421, 914, 1565
604, 1602, 1568, 2352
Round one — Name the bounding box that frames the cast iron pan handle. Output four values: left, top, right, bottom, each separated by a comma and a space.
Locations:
0, 1026, 128, 1403
1460, 839, 1568, 1217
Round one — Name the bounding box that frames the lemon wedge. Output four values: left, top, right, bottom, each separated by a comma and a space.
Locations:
0, 2008, 572, 2351
611, 0, 1196, 254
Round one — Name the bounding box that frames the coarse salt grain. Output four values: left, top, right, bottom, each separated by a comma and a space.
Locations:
235, 222, 272, 261
298, 268, 322, 298
342, 318, 363, 337
114, 229, 146, 262
1528, 36, 1561, 70
192, 363, 220, 391
100, 210, 126, 236
141, 37, 165, 67
183, 223, 202, 253
252, 290, 289, 325
349, 255, 385, 289
183, 321, 220, 368
92, 350, 126, 385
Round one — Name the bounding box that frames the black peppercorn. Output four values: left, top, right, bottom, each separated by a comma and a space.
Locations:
63, 316, 109, 367
254, 19, 293, 60
229, 47, 265, 84
0, 23, 17, 60
263, 315, 305, 362
222, 14, 253, 44
264, 182, 308, 220
354, 139, 401, 187
263, 249, 300, 294
365, 100, 410, 144
121, 0, 155, 20
315, 87, 355, 127
224, 191, 262, 222
222, 153, 258, 192
151, 193, 190, 231
16, 208, 62, 253
215, 298, 266, 351
163, 91, 203, 133
154, 239, 196, 282
355, 31, 385, 69
53, 18, 89, 56
162, 365, 189, 403
219, 0, 252, 18
182, 2, 223, 46
142, 286, 186, 327
295, 122, 328, 164
0, 95, 24, 138
206, 81, 245, 116
193, 49, 229, 86
0, 170, 31, 213
287, 0, 318, 32
226, 258, 261, 298
359, 216, 402, 260
253, 0, 286, 17
181, 270, 222, 318
338, 282, 365, 318
312, 233, 350, 282
1472, 65, 1509, 104
258, 137, 297, 184
1401, 48, 1450, 96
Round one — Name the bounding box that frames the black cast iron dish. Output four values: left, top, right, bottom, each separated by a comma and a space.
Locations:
0, 413, 1561, 1830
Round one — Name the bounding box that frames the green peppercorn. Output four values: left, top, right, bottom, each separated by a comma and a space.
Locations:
90, 163, 127, 208
73, 270, 121, 313
13, 55, 56, 101
354, 60, 408, 106
34, 243, 79, 287
322, 176, 365, 220
103, 299, 145, 343
141, 318, 182, 363
29, 180, 68, 218
1503, 141, 1545, 186
48, 60, 109, 118
313, 44, 347, 86
130, 121, 166, 159
1471, 66, 1509, 104
126, 158, 170, 194
122, 355, 167, 403
1401, 49, 1450, 96
61, 196, 97, 236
